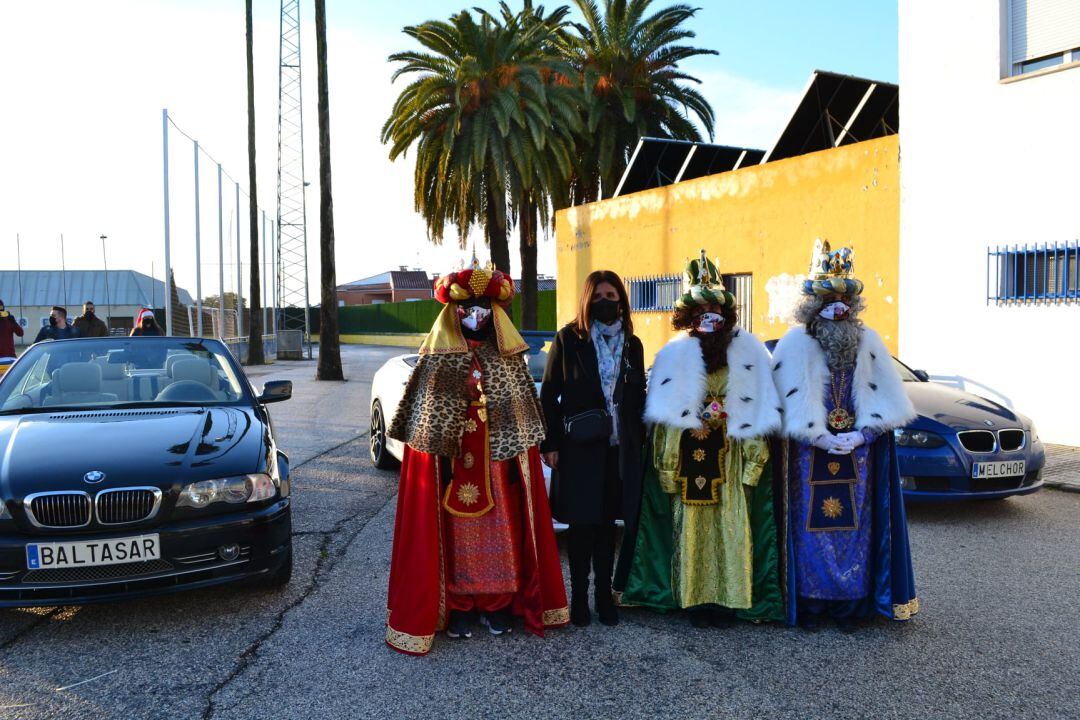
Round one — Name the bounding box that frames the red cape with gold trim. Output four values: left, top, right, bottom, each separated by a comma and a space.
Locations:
385, 445, 568, 655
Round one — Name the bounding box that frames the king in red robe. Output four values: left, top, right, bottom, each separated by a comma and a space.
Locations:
385, 259, 568, 655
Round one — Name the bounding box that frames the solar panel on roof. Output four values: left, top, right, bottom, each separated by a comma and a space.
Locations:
612, 138, 767, 198
761, 71, 898, 164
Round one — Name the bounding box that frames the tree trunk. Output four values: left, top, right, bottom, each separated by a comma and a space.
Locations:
244, 0, 264, 365
486, 187, 511, 272
518, 198, 538, 330
314, 0, 343, 381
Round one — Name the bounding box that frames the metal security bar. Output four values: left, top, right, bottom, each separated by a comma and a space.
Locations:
627, 272, 753, 332
987, 242, 1080, 305
628, 274, 682, 312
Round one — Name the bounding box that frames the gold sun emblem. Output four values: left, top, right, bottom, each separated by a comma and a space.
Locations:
822, 496, 844, 519
465, 418, 478, 433
827, 462, 841, 476
689, 425, 711, 441
463, 452, 475, 470
692, 448, 707, 462
456, 482, 481, 506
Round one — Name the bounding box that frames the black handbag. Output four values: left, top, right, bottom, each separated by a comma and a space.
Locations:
563, 408, 613, 445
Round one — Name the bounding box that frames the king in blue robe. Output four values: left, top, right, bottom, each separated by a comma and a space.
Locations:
771, 240, 919, 628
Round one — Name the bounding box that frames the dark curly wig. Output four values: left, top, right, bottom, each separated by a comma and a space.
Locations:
672, 302, 739, 374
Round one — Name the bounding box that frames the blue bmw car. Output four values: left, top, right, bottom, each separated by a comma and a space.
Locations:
763, 340, 1044, 501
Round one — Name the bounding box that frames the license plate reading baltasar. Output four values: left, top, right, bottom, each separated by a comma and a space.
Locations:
25, 534, 161, 570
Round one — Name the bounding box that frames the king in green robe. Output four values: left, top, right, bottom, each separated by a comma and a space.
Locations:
618, 251, 785, 626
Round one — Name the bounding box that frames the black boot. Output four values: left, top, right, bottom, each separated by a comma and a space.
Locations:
593, 523, 619, 626
689, 606, 711, 628
567, 525, 592, 627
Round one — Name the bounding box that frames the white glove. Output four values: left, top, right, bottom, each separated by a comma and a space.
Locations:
812, 434, 849, 455
835, 431, 865, 451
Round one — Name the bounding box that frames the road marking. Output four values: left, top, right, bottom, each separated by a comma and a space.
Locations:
56, 669, 119, 691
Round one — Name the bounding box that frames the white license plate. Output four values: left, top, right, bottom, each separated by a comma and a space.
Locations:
971, 460, 1026, 479
25, 534, 161, 570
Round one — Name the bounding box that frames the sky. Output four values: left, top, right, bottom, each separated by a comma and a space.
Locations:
0, 0, 897, 312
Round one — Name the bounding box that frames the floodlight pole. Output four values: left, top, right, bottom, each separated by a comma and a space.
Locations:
194, 140, 203, 337
162, 108, 173, 336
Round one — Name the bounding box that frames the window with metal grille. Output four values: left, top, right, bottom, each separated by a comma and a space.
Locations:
987, 242, 1080, 304
627, 273, 754, 332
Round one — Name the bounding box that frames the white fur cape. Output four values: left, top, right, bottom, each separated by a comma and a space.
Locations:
644, 330, 780, 440
771, 325, 916, 442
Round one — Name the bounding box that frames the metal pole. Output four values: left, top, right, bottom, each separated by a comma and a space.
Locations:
15, 234, 24, 345
217, 163, 225, 338
162, 108, 173, 336
194, 140, 203, 337
100, 234, 112, 333
60, 234, 68, 307
271, 220, 278, 336
235, 181, 243, 337
261, 209, 267, 332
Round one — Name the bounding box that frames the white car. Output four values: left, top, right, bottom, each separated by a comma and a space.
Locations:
368, 349, 566, 530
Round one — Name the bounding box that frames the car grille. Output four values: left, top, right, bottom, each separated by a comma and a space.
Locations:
957, 430, 996, 453
26, 492, 92, 528
998, 429, 1025, 451
21, 559, 173, 584
96, 487, 161, 525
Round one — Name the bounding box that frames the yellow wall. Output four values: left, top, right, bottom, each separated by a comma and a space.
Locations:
555, 135, 900, 363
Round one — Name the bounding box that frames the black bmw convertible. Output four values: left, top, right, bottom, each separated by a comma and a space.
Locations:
0, 336, 293, 607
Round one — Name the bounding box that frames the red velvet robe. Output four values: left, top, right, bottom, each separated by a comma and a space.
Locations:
385, 442, 568, 656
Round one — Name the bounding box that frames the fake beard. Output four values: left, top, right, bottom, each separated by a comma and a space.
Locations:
811, 316, 862, 370
692, 328, 732, 374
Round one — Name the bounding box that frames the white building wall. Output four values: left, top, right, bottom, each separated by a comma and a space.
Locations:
899, 0, 1080, 445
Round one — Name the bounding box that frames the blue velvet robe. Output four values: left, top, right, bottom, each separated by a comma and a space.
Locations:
779, 368, 919, 623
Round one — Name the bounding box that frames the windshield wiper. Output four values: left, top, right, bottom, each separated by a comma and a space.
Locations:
0, 406, 61, 416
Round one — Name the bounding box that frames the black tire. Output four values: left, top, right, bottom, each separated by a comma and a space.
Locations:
370, 400, 397, 469
253, 545, 293, 589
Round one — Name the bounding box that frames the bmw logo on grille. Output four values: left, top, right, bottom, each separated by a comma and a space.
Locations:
83, 470, 106, 484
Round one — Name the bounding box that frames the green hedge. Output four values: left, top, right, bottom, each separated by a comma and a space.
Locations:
329, 290, 556, 335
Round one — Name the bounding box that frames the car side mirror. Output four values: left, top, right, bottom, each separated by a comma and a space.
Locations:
913, 369, 930, 382
259, 380, 292, 404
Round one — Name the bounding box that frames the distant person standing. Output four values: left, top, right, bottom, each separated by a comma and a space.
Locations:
34, 306, 79, 342
73, 301, 109, 338
129, 309, 162, 336
0, 299, 24, 358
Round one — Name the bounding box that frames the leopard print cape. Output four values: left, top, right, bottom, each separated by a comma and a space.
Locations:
387, 341, 546, 461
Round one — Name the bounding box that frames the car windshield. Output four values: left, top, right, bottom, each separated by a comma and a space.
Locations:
892, 358, 921, 381
0, 338, 248, 413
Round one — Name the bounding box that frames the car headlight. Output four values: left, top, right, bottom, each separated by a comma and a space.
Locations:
894, 428, 946, 448
176, 474, 277, 509
1028, 422, 1039, 443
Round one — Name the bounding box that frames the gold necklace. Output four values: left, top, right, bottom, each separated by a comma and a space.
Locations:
826, 370, 855, 431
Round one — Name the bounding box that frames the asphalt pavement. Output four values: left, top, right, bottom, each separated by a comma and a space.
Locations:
2, 344, 1078, 720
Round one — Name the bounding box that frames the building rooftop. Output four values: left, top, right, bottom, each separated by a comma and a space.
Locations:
338, 269, 432, 291
0, 270, 194, 309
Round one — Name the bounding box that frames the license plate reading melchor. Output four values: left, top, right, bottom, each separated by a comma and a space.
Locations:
25, 534, 160, 570
971, 460, 1026, 480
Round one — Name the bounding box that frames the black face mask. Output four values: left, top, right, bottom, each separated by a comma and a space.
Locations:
591, 298, 620, 324
49, 316, 58, 327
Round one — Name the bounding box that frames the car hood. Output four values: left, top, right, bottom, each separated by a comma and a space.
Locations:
0, 407, 264, 497
905, 382, 1023, 431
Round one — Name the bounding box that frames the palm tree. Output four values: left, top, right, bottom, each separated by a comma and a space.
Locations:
567, 0, 717, 200
382, 8, 576, 273
315, 0, 343, 380
244, 0, 264, 364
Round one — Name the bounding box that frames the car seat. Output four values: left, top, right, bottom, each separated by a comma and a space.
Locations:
42, 363, 119, 406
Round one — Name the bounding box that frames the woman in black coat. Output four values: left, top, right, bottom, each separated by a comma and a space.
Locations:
540, 270, 646, 627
